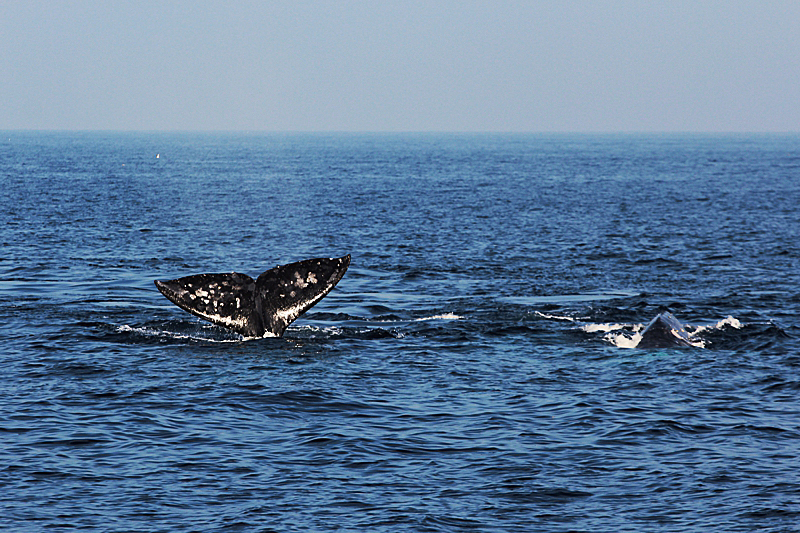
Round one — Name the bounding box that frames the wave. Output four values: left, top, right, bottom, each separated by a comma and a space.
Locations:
116, 324, 248, 343
291, 324, 405, 339
692, 315, 743, 334
533, 311, 592, 322
413, 313, 463, 322
114, 311, 462, 344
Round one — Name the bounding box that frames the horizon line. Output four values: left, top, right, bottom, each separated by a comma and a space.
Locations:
3, 129, 799, 135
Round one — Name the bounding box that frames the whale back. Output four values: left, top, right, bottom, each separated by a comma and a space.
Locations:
637, 311, 693, 348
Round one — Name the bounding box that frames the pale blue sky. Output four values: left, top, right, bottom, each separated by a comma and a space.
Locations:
2, 1, 798, 132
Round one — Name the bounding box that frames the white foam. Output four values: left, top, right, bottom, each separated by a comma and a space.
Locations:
604, 331, 642, 349
691, 315, 743, 335
603, 328, 707, 349
292, 324, 405, 338
715, 315, 742, 329
292, 324, 343, 335
533, 311, 579, 322
414, 313, 463, 321
117, 324, 244, 342
687, 337, 707, 349
589, 320, 709, 349
581, 322, 628, 333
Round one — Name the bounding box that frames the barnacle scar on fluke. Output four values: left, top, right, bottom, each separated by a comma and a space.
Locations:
155, 255, 350, 338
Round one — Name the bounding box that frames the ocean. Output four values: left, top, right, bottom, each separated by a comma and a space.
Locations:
1, 131, 799, 532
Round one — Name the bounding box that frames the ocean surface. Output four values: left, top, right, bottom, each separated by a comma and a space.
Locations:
1, 131, 799, 532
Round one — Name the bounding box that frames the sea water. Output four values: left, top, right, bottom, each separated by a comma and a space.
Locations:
1, 132, 799, 532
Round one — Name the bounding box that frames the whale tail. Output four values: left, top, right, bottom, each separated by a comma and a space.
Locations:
155, 255, 350, 338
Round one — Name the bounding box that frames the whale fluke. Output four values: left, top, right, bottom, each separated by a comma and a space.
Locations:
636, 311, 694, 348
155, 255, 350, 338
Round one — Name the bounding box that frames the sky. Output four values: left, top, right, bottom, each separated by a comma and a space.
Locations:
2, 1, 799, 132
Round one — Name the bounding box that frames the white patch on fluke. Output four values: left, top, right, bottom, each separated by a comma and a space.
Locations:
293, 271, 308, 288
203, 312, 249, 332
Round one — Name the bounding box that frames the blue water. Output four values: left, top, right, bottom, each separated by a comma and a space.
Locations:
1, 132, 799, 532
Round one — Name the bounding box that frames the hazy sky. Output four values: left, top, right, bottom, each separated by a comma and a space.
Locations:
2, 1, 798, 132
